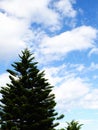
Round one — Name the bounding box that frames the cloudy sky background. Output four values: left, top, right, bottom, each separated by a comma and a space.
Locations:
0, 0, 98, 130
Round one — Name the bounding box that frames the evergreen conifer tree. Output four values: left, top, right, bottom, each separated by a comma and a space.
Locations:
0, 49, 63, 130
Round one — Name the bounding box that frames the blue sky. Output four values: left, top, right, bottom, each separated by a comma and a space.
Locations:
0, 0, 98, 130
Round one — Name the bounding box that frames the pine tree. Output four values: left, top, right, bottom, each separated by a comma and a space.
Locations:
0, 49, 63, 130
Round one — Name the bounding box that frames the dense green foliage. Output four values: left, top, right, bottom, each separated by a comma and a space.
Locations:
0, 49, 63, 130
65, 120, 83, 130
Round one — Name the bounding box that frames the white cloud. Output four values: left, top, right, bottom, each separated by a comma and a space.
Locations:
0, 73, 10, 87
89, 62, 98, 70
54, 0, 77, 18
54, 76, 98, 111
80, 89, 98, 109
44, 64, 66, 85
89, 48, 98, 56
69, 64, 85, 72
0, 0, 60, 30
69, 62, 98, 76
0, 12, 30, 60
44, 64, 98, 111
0, 0, 77, 28
39, 26, 97, 61
76, 64, 85, 72
54, 77, 90, 111
1, 0, 98, 113
0, 0, 78, 61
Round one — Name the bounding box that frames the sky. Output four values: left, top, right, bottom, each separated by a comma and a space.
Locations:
0, 0, 98, 130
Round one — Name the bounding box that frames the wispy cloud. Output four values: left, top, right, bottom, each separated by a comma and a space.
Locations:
38, 26, 97, 62
0, 0, 60, 30
89, 48, 98, 56
80, 89, 98, 109
0, 0, 98, 116
0, 0, 78, 61
53, 0, 77, 18
43, 62, 98, 112
0, 0, 98, 63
